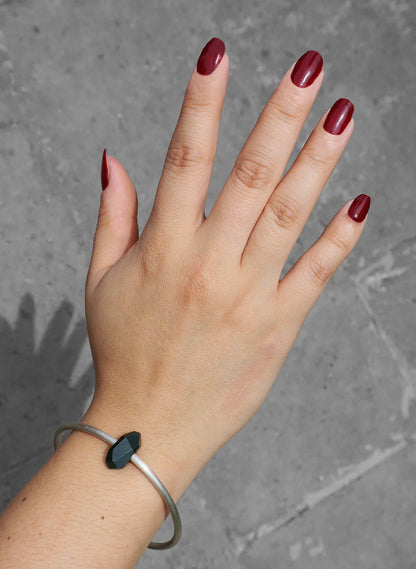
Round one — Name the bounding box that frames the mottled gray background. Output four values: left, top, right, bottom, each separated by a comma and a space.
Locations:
0, 0, 415, 567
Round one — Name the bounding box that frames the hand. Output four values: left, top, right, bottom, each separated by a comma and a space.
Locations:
83, 41, 370, 478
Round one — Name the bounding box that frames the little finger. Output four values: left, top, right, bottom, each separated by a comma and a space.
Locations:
276, 195, 371, 333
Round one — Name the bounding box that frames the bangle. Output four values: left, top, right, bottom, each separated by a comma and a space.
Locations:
53, 422, 182, 550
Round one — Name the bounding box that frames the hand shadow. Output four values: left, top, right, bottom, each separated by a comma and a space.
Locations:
0, 292, 94, 511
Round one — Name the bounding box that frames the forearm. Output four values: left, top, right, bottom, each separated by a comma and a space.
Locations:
0, 404, 201, 568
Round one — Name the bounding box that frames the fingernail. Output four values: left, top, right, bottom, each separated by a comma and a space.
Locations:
197, 37, 225, 75
348, 194, 371, 222
101, 148, 109, 191
291, 50, 323, 88
324, 98, 354, 135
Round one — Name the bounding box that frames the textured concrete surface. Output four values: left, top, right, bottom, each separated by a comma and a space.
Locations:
0, 1, 415, 567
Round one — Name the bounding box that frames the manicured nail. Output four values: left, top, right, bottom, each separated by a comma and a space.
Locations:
324, 98, 354, 135
197, 37, 225, 75
101, 148, 109, 191
291, 50, 323, 88
348, 194, 371, 222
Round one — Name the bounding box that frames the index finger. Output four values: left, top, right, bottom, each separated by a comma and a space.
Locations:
147, 38, 228, 244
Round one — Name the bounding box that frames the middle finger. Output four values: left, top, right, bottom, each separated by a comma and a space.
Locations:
199, 50, 324, 260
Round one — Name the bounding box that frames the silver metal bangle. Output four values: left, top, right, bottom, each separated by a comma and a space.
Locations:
53, 422, 182, 550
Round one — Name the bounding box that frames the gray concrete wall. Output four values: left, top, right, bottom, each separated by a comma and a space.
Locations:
0, 1, 415, 567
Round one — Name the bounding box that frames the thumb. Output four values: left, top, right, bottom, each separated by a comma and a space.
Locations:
86, 149, 139, 296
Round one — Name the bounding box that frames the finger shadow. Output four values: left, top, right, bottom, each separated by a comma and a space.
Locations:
0, 292, 95, 511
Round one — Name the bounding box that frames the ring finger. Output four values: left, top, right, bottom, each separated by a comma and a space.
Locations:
240, 98, 354, 292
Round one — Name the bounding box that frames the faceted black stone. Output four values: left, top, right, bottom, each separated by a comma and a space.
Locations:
105, 431, 141, 469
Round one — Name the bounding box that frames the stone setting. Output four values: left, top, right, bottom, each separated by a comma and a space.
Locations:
105, 431, 141, 469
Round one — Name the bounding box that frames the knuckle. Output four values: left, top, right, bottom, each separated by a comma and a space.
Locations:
300, 142, 332, 172
326, 228, 351, 256
180, 261, 219, 306
265, 195, 301, 232
184, 81, 213, 113
232, 155, 273, 192
165, 140, 207, 174
267, 93, 303, 127
308, 255, 333, 287
97, 206, 112, 230
98, 210, 135, 235
138, 238, 169, 279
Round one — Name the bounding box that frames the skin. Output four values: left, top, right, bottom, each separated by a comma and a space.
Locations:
85, 53, 362, 469
0, 50, 368, 567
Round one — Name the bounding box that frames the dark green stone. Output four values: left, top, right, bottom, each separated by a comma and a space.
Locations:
105, 431, 141, 469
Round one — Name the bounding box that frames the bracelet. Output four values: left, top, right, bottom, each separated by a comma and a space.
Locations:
53, 422, 182, 550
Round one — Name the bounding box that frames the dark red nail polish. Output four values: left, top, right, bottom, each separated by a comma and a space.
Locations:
197, 37, 225, 75
291, 50, 323, 88
101, 148, 109, 191
348, 194, 371, 222
324, 98, 354, 135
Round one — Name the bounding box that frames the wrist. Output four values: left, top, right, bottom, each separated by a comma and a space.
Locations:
80, 394, 204, 504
